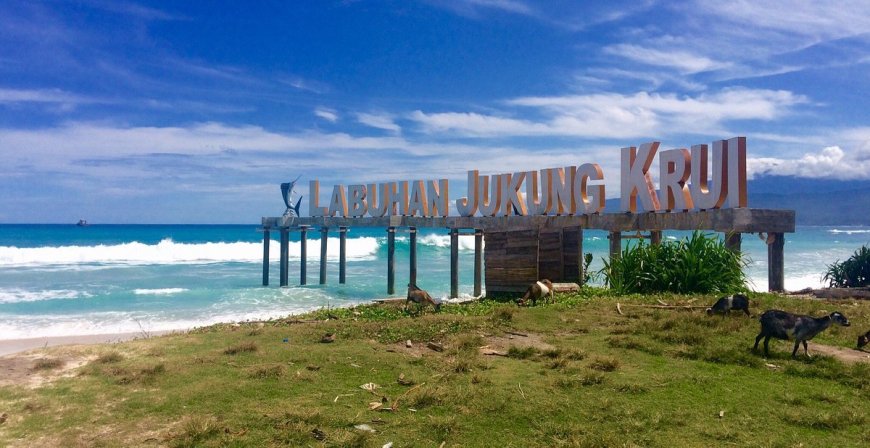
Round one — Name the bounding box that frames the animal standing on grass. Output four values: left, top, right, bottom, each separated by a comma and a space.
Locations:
857, 329, 870, 349
406, 283, 441, 312
519, 279, 554, 306
753, 309, 851, 358
706, 293, 751, 318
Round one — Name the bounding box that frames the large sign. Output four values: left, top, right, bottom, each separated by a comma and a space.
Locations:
308, 137, 747, 218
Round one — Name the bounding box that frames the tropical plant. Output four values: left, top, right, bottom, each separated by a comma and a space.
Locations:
823, 245, 870, 288
601, 231, 747, 294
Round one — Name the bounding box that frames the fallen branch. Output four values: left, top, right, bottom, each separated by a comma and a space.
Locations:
616, 302, 624, 315
391, 382, 425, 411
505, 331, 528, 337
618, 304, 709, 310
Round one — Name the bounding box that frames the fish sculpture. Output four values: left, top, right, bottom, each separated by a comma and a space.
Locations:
281, 176, 303, 218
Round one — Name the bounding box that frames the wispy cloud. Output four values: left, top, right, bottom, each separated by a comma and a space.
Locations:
315, 108, 338, 122
411, 88, 808, 138
357, 112, 401, 134
603, 44, 728, 74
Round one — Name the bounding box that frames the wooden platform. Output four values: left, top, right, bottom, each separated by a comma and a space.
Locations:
260, 208, 795, 294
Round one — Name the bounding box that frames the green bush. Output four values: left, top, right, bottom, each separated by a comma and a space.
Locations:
823, 245, 870, 288
602, 231, 747, 294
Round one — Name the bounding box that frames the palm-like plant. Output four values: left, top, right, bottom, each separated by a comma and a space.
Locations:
602, 231, 747, 294
823, 245, 870, 288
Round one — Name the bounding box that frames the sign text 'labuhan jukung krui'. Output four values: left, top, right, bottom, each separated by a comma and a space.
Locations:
308, 137, 747, 218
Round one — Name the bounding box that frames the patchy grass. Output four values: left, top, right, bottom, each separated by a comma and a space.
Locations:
2, 290, 870, 447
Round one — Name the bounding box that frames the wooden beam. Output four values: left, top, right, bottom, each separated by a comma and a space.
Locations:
279, 227, 289, 287
319, 227, 328, 285
299, 225, 309, 286
409, 227, 417, 287
449, 228, 460, 298
725, 232, 741, 253
609, 231, 622, 261
474, 229, 483, 297
768, 232, 785, 292
263, 208, 796, 233
262, 228, 270, 286
339, 226, 347, 284
387, 227, 396, 295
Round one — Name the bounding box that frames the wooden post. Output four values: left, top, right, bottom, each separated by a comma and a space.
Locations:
300, 225, 309, 286
725, 232, 741, 253
279, 227, 289, 287
474, 229, 483, 297
262, 228, 270, 286
768, 232, 785, 292
609, 231, 622, 261
450, 228, 459, 299
650, 230, 663, 246
319, 227, 328, 285
564, 227, 583, 284
387, 227, 396, 295
339, 226, 347, 284
409, 227, 417, 287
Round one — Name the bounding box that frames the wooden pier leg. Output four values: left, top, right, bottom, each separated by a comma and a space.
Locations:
768, 232, 785, 292
725, 232, 743, 252
279, 227, 289, 287
300, 225, 309, 286
450, 228, 459, 299
650, 230, 663, 246
387, 227, 396, 295
262, 228, 270, 286
725, 232, 741, 253
608, 231, 622, 261
409, 227, 417, 287
319, 227, 328, 285
474, 229, 483, 297
339, 226, 347, 284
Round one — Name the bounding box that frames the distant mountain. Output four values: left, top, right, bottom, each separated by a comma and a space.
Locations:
603, 176, 870, 225
748, 176, 870, 225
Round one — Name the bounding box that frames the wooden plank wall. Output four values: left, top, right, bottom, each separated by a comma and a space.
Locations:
485, 227, 583, 294
484, 229, 538, 293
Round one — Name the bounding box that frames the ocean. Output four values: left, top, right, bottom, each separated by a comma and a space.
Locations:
1, 224, 868, 339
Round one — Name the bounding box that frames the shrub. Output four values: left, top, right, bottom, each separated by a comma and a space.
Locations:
823, 245, 870, 288
601, 231, 747, 294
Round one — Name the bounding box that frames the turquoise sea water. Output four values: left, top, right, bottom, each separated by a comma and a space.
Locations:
1, 224, 868, 339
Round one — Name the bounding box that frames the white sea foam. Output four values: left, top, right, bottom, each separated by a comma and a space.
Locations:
133, 288, 188, 295
417, 234, 480, 250
0, 288, 91, 304
829, 229, 870, 235
0, 236, 380, 267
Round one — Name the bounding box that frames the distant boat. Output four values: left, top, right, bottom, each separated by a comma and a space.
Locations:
76, 219, 89, 227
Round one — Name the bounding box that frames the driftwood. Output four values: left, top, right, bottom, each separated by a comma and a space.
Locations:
616, 302, 708, 314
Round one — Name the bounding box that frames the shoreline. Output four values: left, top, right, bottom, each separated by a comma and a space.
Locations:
0, 330, 177, 357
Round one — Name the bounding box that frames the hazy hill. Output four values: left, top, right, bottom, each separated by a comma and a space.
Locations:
603, 176, 870, 225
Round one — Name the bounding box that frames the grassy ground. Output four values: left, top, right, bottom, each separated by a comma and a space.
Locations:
1, 290, 869, 447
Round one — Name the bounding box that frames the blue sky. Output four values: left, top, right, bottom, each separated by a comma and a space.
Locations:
1, 0, 869, 223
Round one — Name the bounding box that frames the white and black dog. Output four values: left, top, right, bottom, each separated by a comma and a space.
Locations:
518, 279, 554, 306
406, 283, 442, 312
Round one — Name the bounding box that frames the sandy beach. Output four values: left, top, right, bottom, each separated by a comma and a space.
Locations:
0, 331, 172, 357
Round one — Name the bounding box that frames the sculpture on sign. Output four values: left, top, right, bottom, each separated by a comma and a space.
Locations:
281, 176, 303, 218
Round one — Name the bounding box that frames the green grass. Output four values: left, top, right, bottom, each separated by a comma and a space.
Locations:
2, 289, 869, 447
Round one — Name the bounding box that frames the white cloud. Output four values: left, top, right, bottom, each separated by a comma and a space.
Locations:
0, 88, 100, 109
603, 44, 727, 74
695, 0, 870, 40
357, 112, 401, 134
314, 108, 338, 122
411, 88, 807, 138
749, 140, 870, 180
